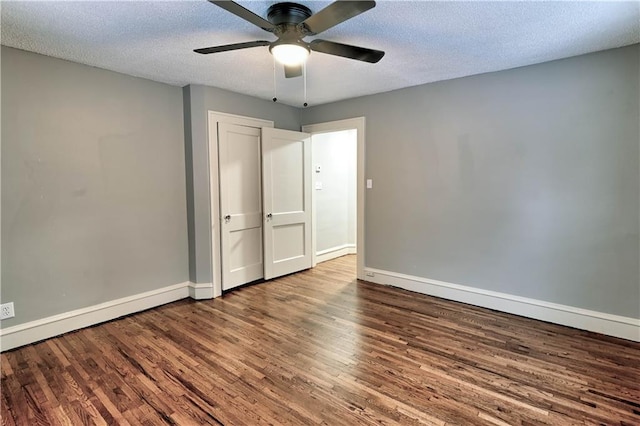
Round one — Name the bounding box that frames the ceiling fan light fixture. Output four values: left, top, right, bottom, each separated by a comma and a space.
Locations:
197, 1, 385, 80
270, 42, 310, 66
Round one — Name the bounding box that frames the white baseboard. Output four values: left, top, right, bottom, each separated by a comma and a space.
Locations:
189, 282, 214, 300
316, 244, 356, 264
363, 267, 640, 342
0, 282, 191, 352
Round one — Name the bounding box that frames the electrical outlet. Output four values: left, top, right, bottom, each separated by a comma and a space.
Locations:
0, 302, 15, 320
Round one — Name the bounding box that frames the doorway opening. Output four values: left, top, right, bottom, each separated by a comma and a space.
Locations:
311, 129, 357, 264
303, 117, 365, 280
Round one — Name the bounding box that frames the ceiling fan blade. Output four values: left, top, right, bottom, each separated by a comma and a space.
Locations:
194, 40, 270, 54
284, 64, 303, 78
310, 39, 384, 63
208, 0, 275, 32
302, 1, 376, 35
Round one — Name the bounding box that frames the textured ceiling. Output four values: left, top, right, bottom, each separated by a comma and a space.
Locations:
2, 1, 639, 107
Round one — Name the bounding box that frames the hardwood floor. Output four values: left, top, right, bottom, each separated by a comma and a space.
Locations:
2, 255, 639, 425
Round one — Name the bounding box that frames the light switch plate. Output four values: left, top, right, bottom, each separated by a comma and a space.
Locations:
366, 179, 373, 189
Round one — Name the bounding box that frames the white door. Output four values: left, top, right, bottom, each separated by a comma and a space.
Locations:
262, 127, 312, 280
218, 123, 264, 290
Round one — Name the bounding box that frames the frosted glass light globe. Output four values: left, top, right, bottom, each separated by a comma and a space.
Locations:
271, 43, 309, 66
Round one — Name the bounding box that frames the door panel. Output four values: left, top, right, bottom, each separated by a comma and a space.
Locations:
219, 123, 263, 290
272, 223, 305, 262
270, 142, 304, 213
262, 127, 312, 280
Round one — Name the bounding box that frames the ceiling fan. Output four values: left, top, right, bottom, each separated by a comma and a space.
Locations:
195, 0, 385, 78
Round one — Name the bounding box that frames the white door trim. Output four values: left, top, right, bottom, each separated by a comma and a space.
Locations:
302, 117, 366, 280
208, 111, 274, 297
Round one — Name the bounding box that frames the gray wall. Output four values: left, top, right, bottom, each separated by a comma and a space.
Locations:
302, 45, 640, 319
183, 84, 300, 284
1, 47, 188, 327
312, 130, 357, 253
3, 43, 637, 330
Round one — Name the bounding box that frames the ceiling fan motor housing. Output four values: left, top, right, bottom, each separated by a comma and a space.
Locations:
267, 2, 313, 25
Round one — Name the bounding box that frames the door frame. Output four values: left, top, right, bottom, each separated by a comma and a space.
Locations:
302, 117, 366, 280
208, 111, 274, 297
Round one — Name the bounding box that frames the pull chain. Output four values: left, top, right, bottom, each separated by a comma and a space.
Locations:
303, 62, 308, 107
272, 57, 277, 102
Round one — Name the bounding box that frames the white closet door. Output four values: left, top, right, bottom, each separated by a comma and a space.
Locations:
262, 127, 312, 280
218, 123, 263, 290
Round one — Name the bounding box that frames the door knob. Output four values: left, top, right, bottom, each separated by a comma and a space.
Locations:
224, 215, 231, 221
266, 213, 272, 220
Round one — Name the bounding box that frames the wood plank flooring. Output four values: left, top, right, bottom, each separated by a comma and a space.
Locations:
2, 255, 639, 425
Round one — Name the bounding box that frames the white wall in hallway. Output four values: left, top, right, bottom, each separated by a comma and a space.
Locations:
312, 129, 357, 258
